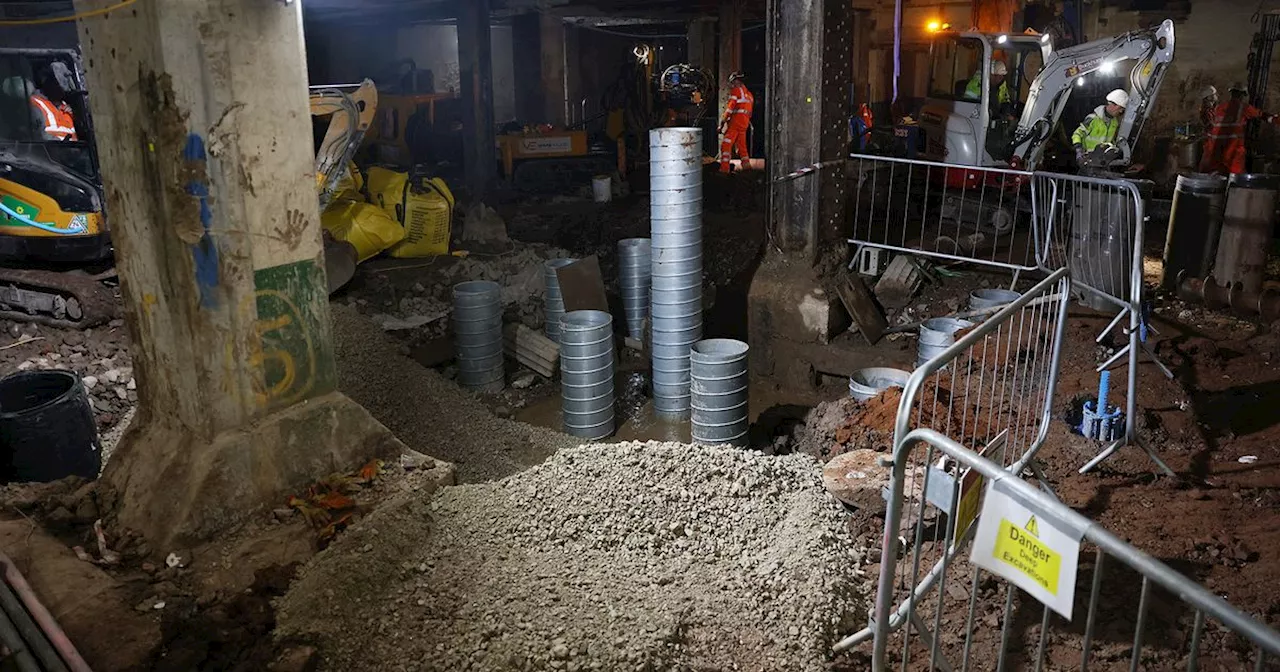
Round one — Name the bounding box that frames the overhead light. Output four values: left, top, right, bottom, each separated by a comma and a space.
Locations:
927, 20, 942, 32
997, 34, 1008, 44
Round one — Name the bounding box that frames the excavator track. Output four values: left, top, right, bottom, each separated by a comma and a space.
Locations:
0, 268, 118, 330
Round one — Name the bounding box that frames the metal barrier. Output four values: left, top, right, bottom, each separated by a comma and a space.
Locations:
900, 268, 1070, 470
843, 427, 1280, 671
847, 153, 1043, 274
1033, 171, 1174, 475
832, 267, 1068, 653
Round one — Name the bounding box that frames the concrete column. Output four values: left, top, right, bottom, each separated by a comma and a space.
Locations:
458, 0, 497, 197
717, 0, 744, 123
688, 19, 717, 71
73, 0, 417, 547
511, 13, 544, 123
748, 0, 853, 387
563, 24, 583, 126
540, 14, 568, 127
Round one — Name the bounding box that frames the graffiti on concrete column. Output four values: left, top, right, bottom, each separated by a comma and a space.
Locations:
245, 258, 336, 409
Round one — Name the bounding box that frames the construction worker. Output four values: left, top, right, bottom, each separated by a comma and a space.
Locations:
719, 71, 754, 174
963, 60, 1010, 104
29, 67, 77, 142
1071, 88, 1128, 164
1199, 85, 1220, 131
1199, 83, 1278, 175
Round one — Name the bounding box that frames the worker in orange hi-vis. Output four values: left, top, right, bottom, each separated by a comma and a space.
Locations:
1200, 83, 1279, 175
718, 71, 754, 174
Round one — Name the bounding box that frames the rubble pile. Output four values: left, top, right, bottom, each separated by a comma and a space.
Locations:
356, 243, 573, 337
278, 442, 868, 672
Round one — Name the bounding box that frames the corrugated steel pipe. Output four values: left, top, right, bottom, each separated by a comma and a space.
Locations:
649, 127, 703, 418
617, 238, 651, 340
691, 339, 749, 446
544, 258, 577, 343
452, 280, 505, 392
560, 309, 616, 440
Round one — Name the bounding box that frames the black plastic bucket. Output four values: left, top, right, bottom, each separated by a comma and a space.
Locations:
0, 370, 101, 483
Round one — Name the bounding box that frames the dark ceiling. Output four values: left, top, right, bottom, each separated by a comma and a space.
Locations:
302, 0, 765, 25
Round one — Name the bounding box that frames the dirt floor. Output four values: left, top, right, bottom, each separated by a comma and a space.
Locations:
0, 165, 1278, 669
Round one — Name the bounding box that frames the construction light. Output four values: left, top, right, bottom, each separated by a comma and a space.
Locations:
927, 20, 942, 32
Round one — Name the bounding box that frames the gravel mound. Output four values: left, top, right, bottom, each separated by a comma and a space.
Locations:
277, 442, 868, 672
332, 303, 579, 483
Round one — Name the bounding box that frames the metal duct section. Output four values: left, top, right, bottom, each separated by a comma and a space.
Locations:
649, 128, 703, 417
690, 339, 748, 446
559, 309, 616, 440
452, 280, 504, 392
544, 258, 577, 343
617, 238, 652, 340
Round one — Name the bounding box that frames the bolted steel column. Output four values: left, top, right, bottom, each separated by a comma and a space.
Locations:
458, 0, 497, 197
766, 0, 853, 263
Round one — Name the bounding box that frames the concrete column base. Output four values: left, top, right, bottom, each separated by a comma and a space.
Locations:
102, 392, 449, 549
747, 251, 850, 390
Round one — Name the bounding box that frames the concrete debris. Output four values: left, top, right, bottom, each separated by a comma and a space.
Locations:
277, 442, 866, 672
511, 372, 538, 390
371, 312, 446, 332
461, 203, 511, 245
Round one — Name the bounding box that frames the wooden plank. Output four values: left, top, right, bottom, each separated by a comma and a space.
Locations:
836, 272, 888, 346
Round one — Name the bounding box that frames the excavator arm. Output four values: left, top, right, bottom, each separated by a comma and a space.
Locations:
309, 79, 378, 210
1010, 19, 1175, 170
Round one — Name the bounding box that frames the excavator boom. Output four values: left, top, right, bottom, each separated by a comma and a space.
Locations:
1012, 19, 1175, 169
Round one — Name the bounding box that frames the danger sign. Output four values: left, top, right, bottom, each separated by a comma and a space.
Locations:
970, 482, 1081, 619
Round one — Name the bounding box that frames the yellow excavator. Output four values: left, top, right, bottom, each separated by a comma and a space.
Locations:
0, 45, 376, 328
0, 48, 115, 329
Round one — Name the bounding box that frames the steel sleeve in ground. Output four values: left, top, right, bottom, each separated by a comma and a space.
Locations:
453, 281, 504, 392
560, 310, 615, 439
690, 339, 748, 447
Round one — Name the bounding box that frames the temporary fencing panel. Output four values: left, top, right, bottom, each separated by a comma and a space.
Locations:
831, 269, 1072, 656
1032, 171, 1174, 475
842, 427, 1280, 672
847, 153, 1042, 273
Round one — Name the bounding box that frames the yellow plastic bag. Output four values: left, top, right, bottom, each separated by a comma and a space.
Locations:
320, 199, 405, 262
388, 177, 455, 258
364, 166, 408, 217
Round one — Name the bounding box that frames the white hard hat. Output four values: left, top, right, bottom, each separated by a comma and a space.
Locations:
1106, 89, 1129, 107
1200, 85, 1218, 100
991, 61, 1008, 76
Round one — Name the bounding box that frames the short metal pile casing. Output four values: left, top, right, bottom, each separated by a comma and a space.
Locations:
544, 258, 577, 343
690, 339, 748, 446
452, 280, 504, 392
617, 238, 651, 340
649, 127, 703, 417
559, 309, 616, 440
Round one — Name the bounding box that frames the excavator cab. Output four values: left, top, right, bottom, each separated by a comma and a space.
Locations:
920, 31, 1049, 168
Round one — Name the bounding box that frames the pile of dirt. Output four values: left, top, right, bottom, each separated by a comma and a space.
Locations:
331, 303, 579, 483
277, 442, 868, 672
790, 389, 905, 461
